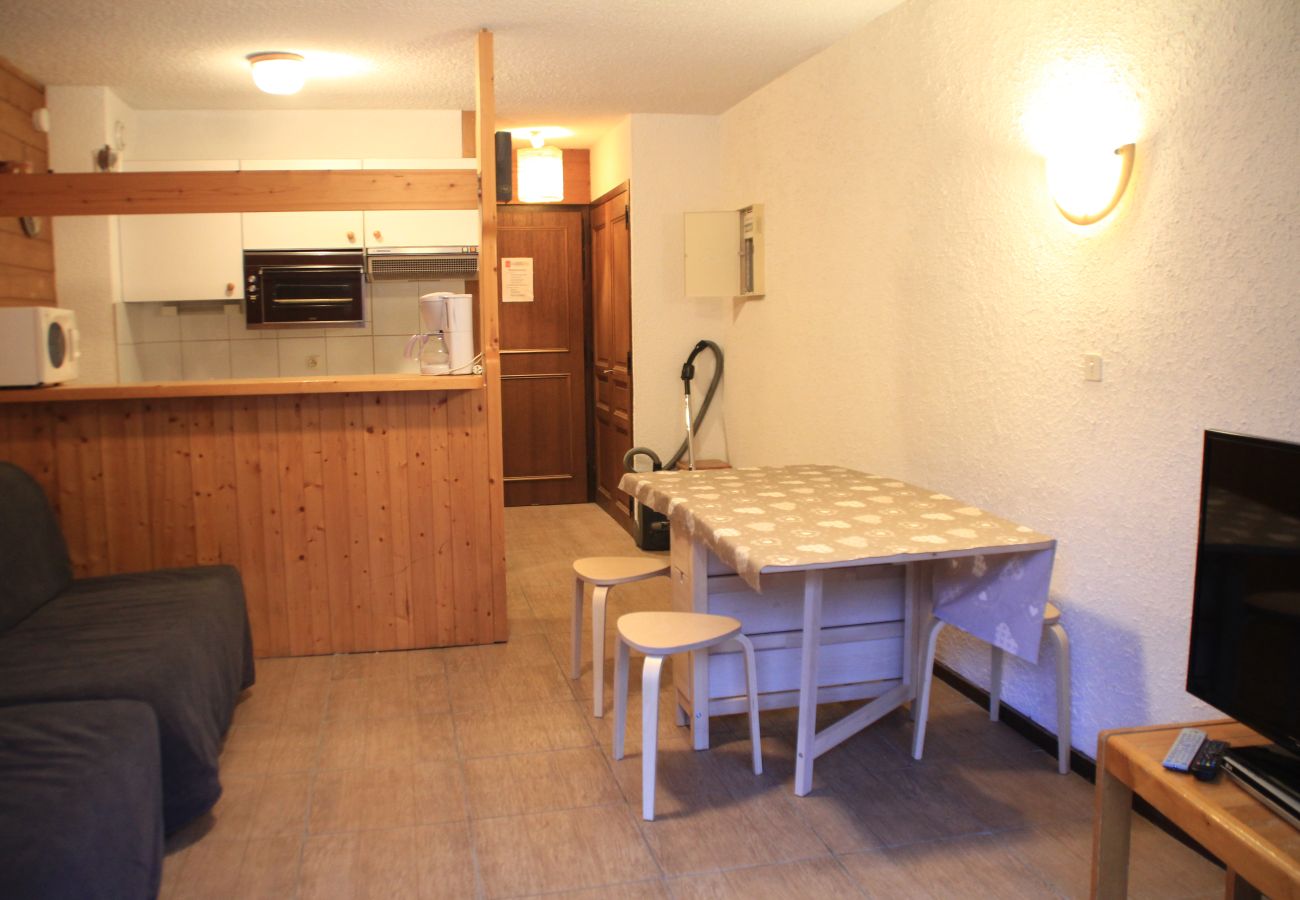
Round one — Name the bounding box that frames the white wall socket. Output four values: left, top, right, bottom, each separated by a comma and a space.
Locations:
306, 354, 321, 370
1083, 353, 1103, 382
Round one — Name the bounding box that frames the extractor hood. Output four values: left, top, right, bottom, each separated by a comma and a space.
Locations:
364, 246, 479, 282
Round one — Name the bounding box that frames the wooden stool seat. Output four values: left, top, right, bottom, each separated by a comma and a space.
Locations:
616, 611, 740, 655
571, 556, 670, 717
613, 611, 762, 821
573, 556, 670, 586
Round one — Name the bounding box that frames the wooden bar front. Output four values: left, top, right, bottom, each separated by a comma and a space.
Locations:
0, 385, 507, 657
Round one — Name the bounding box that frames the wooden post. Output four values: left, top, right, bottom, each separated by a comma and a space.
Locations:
475, 30, 509, 642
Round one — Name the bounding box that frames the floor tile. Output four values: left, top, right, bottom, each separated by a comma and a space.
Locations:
669, 857, 863, 899
299, 823, 475, 900
309, 763, 466, 833
472, 804, 659, 898
464, 746, 623, 819
455, 699, 594, 758
840, 833, 1056, 899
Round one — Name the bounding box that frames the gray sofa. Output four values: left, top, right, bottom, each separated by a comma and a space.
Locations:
0, 461, 255, 898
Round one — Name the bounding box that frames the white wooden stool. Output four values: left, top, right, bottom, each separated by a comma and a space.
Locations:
613, 611, 762, 821
911, 601, 1071, 774
571, 557, 670, 717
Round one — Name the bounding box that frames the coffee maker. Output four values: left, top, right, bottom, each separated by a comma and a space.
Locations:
404, 292, 475, 374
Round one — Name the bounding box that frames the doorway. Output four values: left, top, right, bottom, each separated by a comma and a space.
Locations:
496, 205, 591, 506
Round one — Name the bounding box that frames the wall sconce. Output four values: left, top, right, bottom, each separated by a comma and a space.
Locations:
247, 52, 306, 95
1047, 143, 1136, 225
1023, 57, 1141, 227
517, 132, 564, 203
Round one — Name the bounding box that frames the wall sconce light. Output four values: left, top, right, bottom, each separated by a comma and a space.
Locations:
517, 132, 564, 203
247, 52, 306, 95
1047, 143, 1135, 225
1023, 57, 1141, 227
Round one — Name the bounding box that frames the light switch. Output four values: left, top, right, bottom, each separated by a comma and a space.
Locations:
1083, 353, 1103, 382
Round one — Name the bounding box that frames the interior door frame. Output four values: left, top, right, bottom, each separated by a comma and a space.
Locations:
589, 180, 634, 530
497, 202, 596, 503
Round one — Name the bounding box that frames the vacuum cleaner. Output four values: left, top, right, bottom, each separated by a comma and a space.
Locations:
622, 340, 724, 550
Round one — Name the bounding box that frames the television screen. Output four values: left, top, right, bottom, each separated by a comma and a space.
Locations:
1186, 430, 1300, 754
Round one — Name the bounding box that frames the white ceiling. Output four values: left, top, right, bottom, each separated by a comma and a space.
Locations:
0, 0, 903, 146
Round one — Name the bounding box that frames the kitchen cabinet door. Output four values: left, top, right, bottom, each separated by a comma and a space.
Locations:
119, 160, 244, 303
240, 159, 364, 249
361, 158, 480, 247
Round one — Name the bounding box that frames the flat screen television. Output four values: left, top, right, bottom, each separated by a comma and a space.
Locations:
1187, 429, 1300, 825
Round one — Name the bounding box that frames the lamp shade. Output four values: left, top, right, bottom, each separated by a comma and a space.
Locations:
517, 144, 564, 203
248, 52, 306, 95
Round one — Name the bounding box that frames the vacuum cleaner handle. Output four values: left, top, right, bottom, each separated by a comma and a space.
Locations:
680, 340, 710, 393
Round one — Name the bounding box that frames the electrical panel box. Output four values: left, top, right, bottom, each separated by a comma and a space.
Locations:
684, 204, 765, 298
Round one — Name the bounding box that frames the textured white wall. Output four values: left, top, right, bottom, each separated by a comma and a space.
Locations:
719, 0, 1300, 756
627, 114, 731, 465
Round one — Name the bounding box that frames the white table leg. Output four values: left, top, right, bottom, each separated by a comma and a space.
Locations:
794, 569, 825, 797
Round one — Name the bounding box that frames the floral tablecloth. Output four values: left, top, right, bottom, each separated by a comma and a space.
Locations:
619, 464, 1057, 662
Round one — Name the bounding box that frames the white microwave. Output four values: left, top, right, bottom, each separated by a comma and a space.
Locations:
0, 306, 79, 387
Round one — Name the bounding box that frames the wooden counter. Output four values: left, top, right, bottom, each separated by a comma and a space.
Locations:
0, 373, 484, 403
0, 377, 507, 657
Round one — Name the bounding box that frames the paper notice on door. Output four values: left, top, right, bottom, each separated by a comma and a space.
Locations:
502, 257, 534, 302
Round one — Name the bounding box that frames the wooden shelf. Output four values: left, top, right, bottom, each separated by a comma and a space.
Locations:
0, 169, 480, 217
0, 373, 484, 404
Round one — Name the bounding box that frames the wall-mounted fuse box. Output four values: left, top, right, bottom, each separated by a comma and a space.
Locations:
684, 203, 764, 298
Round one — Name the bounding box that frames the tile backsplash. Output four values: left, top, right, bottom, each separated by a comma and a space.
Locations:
115, 280, 467, 382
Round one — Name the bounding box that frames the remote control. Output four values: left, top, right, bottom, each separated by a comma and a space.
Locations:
1162, 728, 1207, 772
1190, 739, 1229, 782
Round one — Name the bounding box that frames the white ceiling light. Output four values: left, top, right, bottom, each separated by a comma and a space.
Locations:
247, 52, 306, 95
517, 132, 564, 203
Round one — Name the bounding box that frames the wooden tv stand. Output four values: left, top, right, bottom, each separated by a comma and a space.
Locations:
1092, 720, 1300, 899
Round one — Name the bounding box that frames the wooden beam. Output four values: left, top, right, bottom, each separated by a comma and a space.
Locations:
475, 29, 509, 643
0, 169, 479, 217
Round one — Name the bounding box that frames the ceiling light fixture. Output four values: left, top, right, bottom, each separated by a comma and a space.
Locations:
247, 52, 307, 95
517, 132, 564, 203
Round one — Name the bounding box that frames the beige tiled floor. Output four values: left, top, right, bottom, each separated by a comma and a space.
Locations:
162, 503, 1224, 899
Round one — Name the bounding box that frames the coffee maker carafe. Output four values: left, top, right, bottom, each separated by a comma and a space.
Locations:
404, 292, 474, 375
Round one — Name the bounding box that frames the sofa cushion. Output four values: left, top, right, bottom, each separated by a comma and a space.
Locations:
0, 462, 72, 632
0, 565, 254, 831
0, 700, 163, 900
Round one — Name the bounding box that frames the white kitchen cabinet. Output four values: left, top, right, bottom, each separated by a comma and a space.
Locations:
119, 160, 244, 303
361, 158, 480, 247
240, 159, 364, 250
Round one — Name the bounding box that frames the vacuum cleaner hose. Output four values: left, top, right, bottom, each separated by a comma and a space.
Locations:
622, 340, 724, 473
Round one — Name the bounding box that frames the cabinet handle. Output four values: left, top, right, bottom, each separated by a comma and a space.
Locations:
601, 368, 613, 376
372, 230, 383, 242
347, 231, 356, 243
225, 282, 235, 295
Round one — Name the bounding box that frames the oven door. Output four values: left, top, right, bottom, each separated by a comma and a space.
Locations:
245, 251, 365, 326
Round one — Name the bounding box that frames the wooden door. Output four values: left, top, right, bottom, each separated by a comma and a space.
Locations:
497, 206, 590, 505
591, 184, 634, 524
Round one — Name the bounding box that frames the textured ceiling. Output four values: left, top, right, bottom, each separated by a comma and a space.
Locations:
0, 0, 903, 145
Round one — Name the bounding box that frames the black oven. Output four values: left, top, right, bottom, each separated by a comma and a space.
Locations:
244, 250, 366, 327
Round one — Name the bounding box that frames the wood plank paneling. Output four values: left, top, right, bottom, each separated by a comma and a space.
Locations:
0, 58, 53, 308
0, 388, 504, 657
